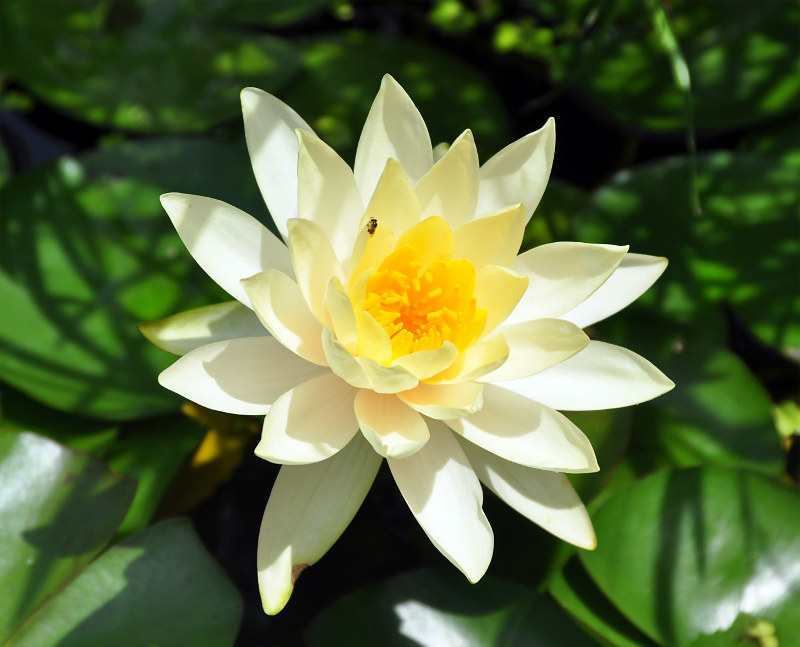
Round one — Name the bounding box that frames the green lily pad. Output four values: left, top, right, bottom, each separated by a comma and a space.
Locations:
0, 430, 242, 647
573, 152, 800, 352
0, 0, 302, 132
220, 0, 329, 26
738, 118, 800, 169
566, 0, 800, 131
0, 136, 267, 419
281, 30, 511, 162
0, 430, 136, 641
522, 179, 586, 251
580, 467, 800, 647
306, 569, 601, 646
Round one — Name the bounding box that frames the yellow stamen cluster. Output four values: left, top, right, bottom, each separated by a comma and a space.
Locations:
363, 244, 487, 359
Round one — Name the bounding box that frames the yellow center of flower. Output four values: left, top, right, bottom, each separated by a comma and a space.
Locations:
362, 244, 487, 359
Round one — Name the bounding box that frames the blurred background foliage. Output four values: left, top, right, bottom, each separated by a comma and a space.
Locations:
0, 1, 798, 646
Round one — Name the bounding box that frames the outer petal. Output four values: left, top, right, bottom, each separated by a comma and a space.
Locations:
242, 271, 326, 366
256, 372, 359, 465
453, 203, 526, 270
476, 117, 555, 222
478, 319, 589, 383
415, 129, 480, 228
506, 242, 628, 325
257, 435, 381, 614
398, 382, 484, 420
139, 301, 265, 356
287, 218, 344, 326
445, 384, 598, 473
296, 130, 364, 263
354, 390, 430, 458
388, 420, 493, 582
560, 253, 669, 328
161, 193, 293, 305
460, 440, 596, 549
503, 340, 674, 411
241, 87, 313, 240
159, 337, 327, 415
354, 75, 433, 203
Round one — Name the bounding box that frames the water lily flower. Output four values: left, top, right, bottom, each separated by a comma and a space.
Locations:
142, 75, 674, 614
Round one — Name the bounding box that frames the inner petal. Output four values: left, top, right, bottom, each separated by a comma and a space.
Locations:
362, 239, 487, 360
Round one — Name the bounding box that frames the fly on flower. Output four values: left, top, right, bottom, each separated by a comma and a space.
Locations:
141, 75, 674, 615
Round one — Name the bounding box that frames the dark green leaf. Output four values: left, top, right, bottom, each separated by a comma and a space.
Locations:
0, 430, 135, 641
6, 519, 242, 647
580, 467, 800, 646
306, 569, 601, 647
0, 0, 302, 132
0, 137, 266, 419
566, 1, 800, 131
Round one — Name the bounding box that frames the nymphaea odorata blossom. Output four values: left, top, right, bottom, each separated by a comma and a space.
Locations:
142, 75, 673, 615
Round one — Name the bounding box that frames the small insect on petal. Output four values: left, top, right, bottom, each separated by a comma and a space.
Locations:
367, 218, 378, 236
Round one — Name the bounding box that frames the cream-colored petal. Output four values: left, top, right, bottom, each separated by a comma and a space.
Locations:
139, 301, 265, 356
348, 224, 396, 287
474, 265, 529, 334
287, 218, 344, 326
452, 203, 526, 270
296, 130, 364, 263
478, 319, 589, 382
241, 87, 313, 240
503, 340, 674, 410
354, 390, 430, 458
415, 129, 480, 228
398, 382, 484, 420
507, 242, 628, 325
388, 420, 493, 582
390, 342, 458, 380
395, 215, 454, 270
560, 253, 668, 328
323, 327, 419, 393
242, 271, 326, 366
360, 158, 421, 238
326, 278, 358, 353
460, 440, 596, 549
356, 311, 393, 365
432, 335, 509, 383
257, 435, 381, 614
161, 193, 293, 305
255, 372, 359, 465
476, 117, 555, 222
445, 384, 598, 473
159, 337, 327, 415
354, 75, 433, 203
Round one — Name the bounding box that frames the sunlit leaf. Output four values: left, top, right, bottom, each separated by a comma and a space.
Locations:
0, 137, 267, 419
580, 467, 800, 646
306, 569, 601, 646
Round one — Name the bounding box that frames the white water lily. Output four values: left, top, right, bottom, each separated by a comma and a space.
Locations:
142, 75, 674, 615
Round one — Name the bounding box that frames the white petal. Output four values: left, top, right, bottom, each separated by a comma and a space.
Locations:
398, 382, 484, 420
354, 75, 433, 203
476, 117, 555, 222
256, 372, 359, 465
139, 301, 265, 356
257, 435, 381, 614
161, 193, 293, 305
242, 271, 326, 366
478, 318, 589, 382
159, 337, 326, 415
241, 87, 314, 240
460, 440, 596, 549
503, 340, 674, 411
414, 129, 480, 228
354, 390, 430, 458
446, 384, 598, 473
560, 253, 669, 328
506, 242, 628, 325
388, 420, 493, 582
296, 130, 364, 263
